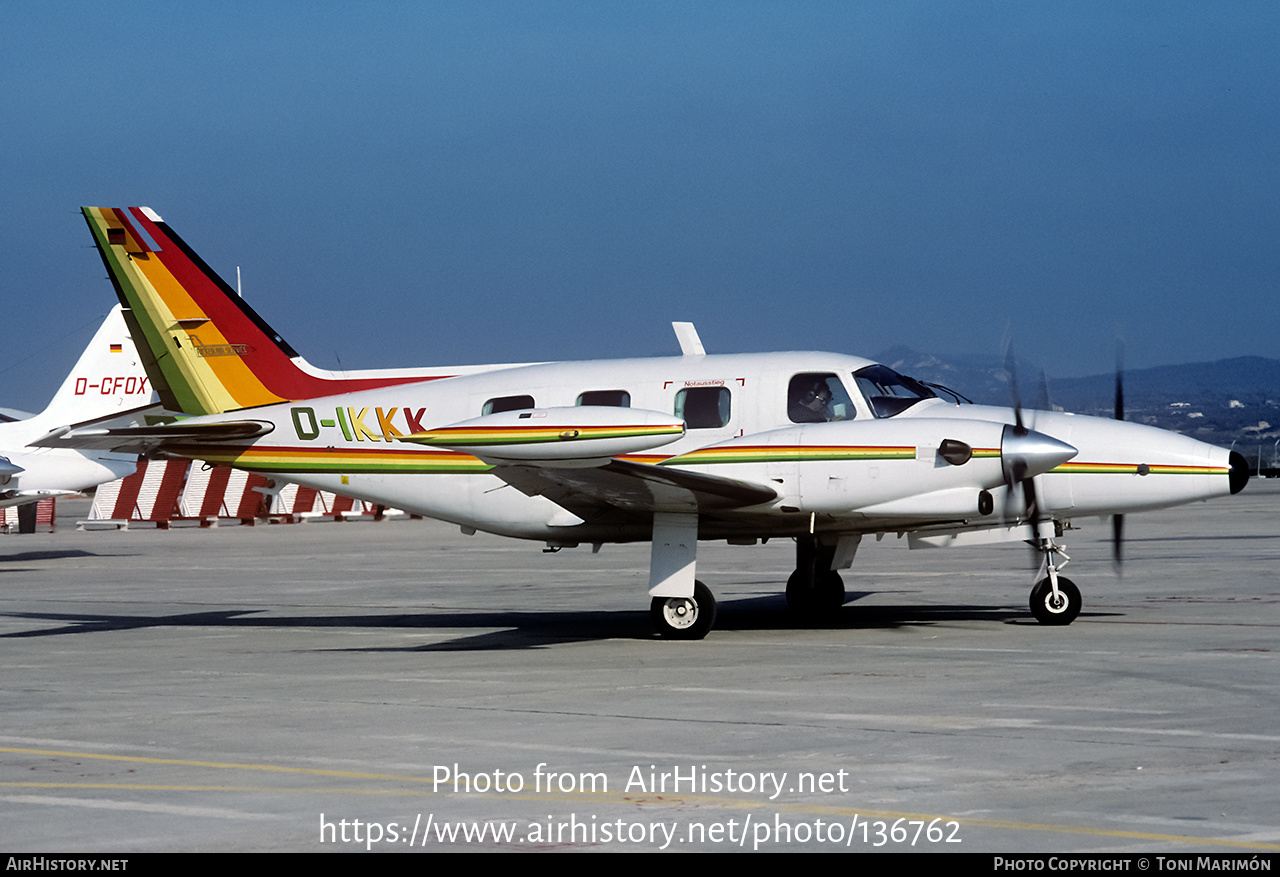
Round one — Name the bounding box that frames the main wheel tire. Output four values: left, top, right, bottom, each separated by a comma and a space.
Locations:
785, 568, 814, 613
816, 570, 846, 610
651, 580, 716, 640
1029, 576, 1081, 625
787, 569, 845, 616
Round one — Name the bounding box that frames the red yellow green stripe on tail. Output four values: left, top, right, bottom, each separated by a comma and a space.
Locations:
81, 206, 430, 416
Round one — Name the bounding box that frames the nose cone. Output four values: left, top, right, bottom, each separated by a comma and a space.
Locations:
1229, 451, 1250, 495
1002, 424, 1078, 482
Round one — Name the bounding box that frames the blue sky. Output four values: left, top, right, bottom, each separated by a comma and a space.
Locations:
3, 2, 1277, 412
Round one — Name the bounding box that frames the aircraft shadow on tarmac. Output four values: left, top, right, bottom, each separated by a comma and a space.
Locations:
0, 549, 110, 567
0, 591, 1121, 650
1126, 534, 1277, 543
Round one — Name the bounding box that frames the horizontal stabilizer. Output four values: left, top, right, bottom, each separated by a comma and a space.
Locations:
31, 420, 274, 455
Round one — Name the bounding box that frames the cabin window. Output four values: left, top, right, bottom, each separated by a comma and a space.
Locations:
576, 390, 631, 407
788, 373, 857, 423
482, 395, 535, 415
674, 386, 731, 429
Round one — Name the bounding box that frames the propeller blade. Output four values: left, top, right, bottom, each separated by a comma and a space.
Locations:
1036, 368, 1052, 413
1001, 346, 1031, 540
1022, 473, 1039, 529
1113, 341, 1125, 570
1004, 345, 1025, 429
1018, 475, 1041, 567
1112, 513, 1124, 569
1115, 341, 1125, 422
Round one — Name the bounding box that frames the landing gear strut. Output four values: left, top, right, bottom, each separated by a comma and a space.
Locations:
651, 580, 716, 640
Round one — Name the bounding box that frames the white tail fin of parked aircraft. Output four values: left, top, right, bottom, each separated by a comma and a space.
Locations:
2, 304, 155, 511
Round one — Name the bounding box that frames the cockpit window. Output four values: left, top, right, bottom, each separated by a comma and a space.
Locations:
853, 365, 937, 418
788, 373, 857, 423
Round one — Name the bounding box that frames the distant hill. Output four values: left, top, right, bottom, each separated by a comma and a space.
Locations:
873, 346, 1280, 450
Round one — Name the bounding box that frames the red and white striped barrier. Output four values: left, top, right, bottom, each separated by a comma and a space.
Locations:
179, 464, 273, 525
85, 460, 406, 527
86, 459, 188, 528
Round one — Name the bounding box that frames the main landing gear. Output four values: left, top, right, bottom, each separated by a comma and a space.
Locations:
1028, 536, 1081, 625
785, 535, 846, 617
647, 512, 717, 639
650, 580, 717, 640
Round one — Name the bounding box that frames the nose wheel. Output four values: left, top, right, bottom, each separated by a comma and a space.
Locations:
651, 580, 716, 640
1029, 575, 1080, 625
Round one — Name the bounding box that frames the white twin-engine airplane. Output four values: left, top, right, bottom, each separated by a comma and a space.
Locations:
45, 207, 1248, 638
3, 304, 152, 514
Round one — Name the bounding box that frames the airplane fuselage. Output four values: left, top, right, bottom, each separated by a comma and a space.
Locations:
156, 350, 1240, 544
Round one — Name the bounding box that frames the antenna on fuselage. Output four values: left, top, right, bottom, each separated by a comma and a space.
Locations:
672, 322, 705, 356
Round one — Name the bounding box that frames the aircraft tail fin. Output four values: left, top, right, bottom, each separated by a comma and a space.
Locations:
36, 305, 154, 427
81, 207, 423, 416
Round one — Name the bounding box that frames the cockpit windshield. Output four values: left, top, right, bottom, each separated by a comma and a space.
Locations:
920, 381, 972, 405
853, 364, 938, 418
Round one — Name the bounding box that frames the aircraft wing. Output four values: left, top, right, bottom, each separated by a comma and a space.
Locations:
494, 458, 779, 518
405, 406, 777, 517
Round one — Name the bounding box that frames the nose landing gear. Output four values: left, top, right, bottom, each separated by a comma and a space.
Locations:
1028, 537, 1080, 625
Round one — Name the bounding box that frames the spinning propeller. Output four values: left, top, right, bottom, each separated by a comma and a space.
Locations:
1004, 343, 1127, 568
1001, 347, 1042, 545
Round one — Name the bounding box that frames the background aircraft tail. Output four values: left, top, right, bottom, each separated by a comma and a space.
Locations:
82, 207, 426, 416
36, 305, 153, 427
0, 305, 146, 510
